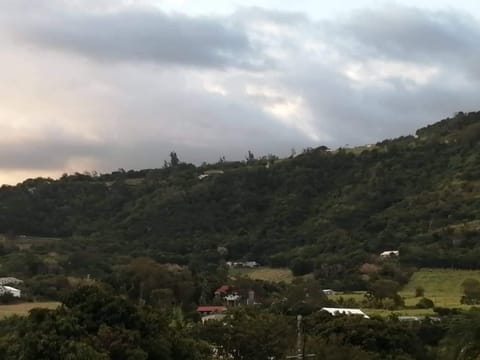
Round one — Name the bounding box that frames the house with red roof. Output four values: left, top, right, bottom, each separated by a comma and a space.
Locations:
196, 306, 227, 315
214, 285, 231, 296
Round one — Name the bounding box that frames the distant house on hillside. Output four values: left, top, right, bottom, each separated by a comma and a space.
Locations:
201, 313, 227, 324
214, 285, 231, 297
321, 307, 369, 318
226, 261, 260, 268
204, 170, 224, 176
224, 293, 241, 306
196, 306, 227, 315
398, 316, 441, 322
380, 250, 399, 258
0, 285, 21, 298
198, 170, 224, 180
322, 289, 336, 296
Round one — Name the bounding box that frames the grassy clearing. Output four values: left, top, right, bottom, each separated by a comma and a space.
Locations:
365, 308, 436, 317
326, 268, 480, 317
229, 267, 294, 283
0, 235, 61, 250
330, 268, 480, 309
329, 292, 366, 303
399, 268, 480, 308
0, 302, 61, 318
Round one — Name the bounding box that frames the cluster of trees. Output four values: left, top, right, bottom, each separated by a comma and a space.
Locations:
1, 113, 480, 290
4, 284, 480, 359
0, 286, 211, 360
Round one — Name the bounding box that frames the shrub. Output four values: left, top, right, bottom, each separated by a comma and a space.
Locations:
416, 297, 434, 309
290, 258, 314, 276
415, 286, 425, 298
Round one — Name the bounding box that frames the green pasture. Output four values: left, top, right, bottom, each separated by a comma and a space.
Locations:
229, 267, 294, 283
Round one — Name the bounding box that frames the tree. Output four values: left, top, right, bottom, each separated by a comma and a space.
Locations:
461, 278, 480, 304
415, 297, 434, 309
415, 286, 425, 298
368, 279, 401, 300
440, 308, 480, 359
366, 279, 403, 308
290, 258, 314, 276
199, 308, 293, 360
246, 150, 255, 164
170, 152, 180, 167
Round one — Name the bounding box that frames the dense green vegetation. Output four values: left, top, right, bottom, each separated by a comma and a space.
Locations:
3, 284, 480, 359
1, 112, 480, 358
1, 112, 480, 288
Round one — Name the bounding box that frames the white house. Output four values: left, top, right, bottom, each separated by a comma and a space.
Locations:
201, 313, 227, 324
0, 285, 21, 298
321, 307, 369, 318
322, 289, 336, 296
380, 250, 399, 258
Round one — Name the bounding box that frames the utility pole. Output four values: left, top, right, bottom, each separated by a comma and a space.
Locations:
286, 315, 315, 359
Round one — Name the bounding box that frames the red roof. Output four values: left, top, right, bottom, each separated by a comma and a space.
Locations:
196, 306, 227, 313
214, 285, 231, 294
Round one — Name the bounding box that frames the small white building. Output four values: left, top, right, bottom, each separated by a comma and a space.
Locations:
322, 289, 336, 296
321, 307, 369, 318
201, 314, 227, 324
0, 286, 21, 298
380, 250, 399, 258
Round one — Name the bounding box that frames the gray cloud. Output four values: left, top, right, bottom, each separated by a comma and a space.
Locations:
1, 3, 480, 183
324, 5, 480, 65
2, 4, 257, 69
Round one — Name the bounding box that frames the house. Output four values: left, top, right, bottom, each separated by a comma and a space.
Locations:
0, 285, 21, 298
201, 313, 227, 324
226, 261, 260, 268
322, 289, 336, 296
321, 307, 369, 318
224, 293, 241, 306
196, 306, 227, 315
214, 285, 231, 297
198, 170, 224, 180
380, 250, 399, 258
398, 316, 441, 322
204, 170, 224, 176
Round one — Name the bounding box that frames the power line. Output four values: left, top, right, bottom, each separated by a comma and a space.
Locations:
286, 315, 316, 359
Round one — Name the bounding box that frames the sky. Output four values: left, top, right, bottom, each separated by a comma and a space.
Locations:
1, 0, 480, 184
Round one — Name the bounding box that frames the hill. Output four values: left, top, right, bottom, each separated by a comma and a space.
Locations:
1, 111, 480, 289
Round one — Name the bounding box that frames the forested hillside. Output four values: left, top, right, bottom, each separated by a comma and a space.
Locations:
2, 111, 480, 287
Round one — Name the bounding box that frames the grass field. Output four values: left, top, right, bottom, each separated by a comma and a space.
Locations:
328, 268, 480, 316
229, 267, 294, 283
0, 302, 61, 318
399, 268, 480, 308
365, 308, 436, 317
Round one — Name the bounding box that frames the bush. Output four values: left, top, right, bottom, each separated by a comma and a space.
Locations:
433, 307, 461, 316
461, 278, 480, 304
415, 286, 425, 298
416, 297, 434, 309
290, 258, 314, 276
0, 293, 18, 304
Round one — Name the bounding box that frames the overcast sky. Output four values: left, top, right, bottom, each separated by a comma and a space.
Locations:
1, 0, 480, 184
